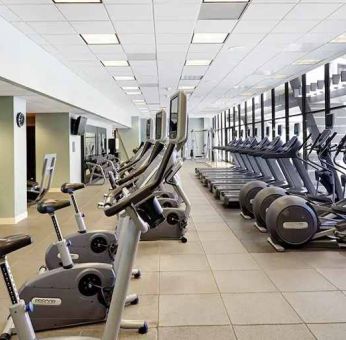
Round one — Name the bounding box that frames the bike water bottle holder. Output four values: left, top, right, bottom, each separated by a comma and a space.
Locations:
137, 196, 165, 228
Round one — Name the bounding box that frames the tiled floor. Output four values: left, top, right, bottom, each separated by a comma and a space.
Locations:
1, 161, 346, 339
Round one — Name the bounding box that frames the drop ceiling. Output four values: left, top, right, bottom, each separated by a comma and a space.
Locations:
0, 0, 346, 117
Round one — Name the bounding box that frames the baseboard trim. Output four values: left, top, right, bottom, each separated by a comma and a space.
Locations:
0, 211, 28, 225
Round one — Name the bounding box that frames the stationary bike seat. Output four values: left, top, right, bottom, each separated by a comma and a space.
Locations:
0, 234, 32, 257
61, 182, 85, 194
37, 199, 71, 214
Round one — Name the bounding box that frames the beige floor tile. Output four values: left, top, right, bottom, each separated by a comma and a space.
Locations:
207, 254, 260, 271
159, 294, 230, 326
123, 295, 159, 326
159, 325, 236, 340
214, 270, 277, 293
194, 221, 230, 232
317, 268, 346, 290
283, 291, 346, 323
137, 241, 160, 256
158, 241, 204, 255
184, 230, 201, 242
202, 239, 247, 254
234, 324, 315, 340
252, 253, 312, 271
128, 272, 159, 295
160, 254, 210, 271
192, 215, 224, 223
308, 323, 346, 340
266, 269, 337, 292
134, 253, 160, 272
198, 231, 238, 242
293, 251, 346, 269
222, 293, 302, 325
160, 271, 218, 294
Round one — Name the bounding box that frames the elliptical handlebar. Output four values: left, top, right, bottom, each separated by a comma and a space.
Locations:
104, 143, 175, 217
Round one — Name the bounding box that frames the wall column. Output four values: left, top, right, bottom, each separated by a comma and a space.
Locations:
35, 112, 80, 189
118, 116, 140, 162
0, 96, 27, 224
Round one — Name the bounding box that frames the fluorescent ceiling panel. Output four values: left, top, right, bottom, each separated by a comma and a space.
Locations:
53, 0, 101, 2
192, 33, 228, 44
101, 60, 128, 67
114, 76, 135, 81
331, 33, 346, 43
198, 2, 248, 20
179, 85, 196, 90
81, 34, 119, 45
126, 91, 142, 95
293, 59, 320, 65
122, 86, 139, 90
185, 59, 212, 66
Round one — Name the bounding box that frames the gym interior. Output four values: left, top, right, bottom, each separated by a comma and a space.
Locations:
1, 1, 346, 339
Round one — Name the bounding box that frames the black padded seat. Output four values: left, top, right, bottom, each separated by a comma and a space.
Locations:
0, 234, 32, 257
61, 182, 85, 194
37, 199, 70, 214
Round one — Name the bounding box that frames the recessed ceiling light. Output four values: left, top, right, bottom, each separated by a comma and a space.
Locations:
81, 34, 119, 45
126, 91, 142, 95
192, 33, 228, 44
122, 86, 139, 90
331, 33, 346, 43
203, 0, 248, 2
114, 75, 135, 81
185, 59, 212, 66
53, 0, 101, 2
179, 85, 196, 90
133, 99, 145, 103
101, 60, 129, 67
294, 59, 320, 65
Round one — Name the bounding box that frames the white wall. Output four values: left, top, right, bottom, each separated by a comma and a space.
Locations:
70, 135, 81, 183
187, 118, 204, 159
118, 116, 141, 161
0, 17, 133, 127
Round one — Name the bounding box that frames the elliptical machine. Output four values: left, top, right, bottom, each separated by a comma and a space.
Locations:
266, 133, 346, 251
0, 91, 188, 340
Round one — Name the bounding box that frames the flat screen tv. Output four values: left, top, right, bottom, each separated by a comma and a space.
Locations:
294, 123, 300, 135
71, 116, 87, 135
277, 124, 282, 136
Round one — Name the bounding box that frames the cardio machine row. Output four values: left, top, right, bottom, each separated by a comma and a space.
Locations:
0, 91, 189, 340
195, 130, 346, 251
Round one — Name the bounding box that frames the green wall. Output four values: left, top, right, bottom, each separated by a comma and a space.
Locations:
35, 113, 70, 188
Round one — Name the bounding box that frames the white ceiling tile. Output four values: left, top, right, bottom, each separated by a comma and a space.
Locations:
94, 51, 127, 60
224, 33, 266, 47
43, 34, 84, 46
241, 3, 296, 21
157, 44, 188, 54
232, 20, 280, 34
71, 21, 114, 34
114, 20, 154, 34
328, 4, 346, 20
284, 3, 341, 20
7, 4, 65, 21
272, 20, 319, 34
106, 66, 133, 75
194, 19, 237, 33
29, 21, 75, 34
122, 44, 156, 54
0, 5, 20, 21
57, 4, 109, 21
155, 3, 199, 21
119, 34, 155, 45
104, 0, 151, 3
155, 20, 194, 34
311, 19, 346, 34
26, 33, 48, 45
182, 65, 209, 76
12, 21, 36, 34
156, 33, 191, 44
188, 43, 222, 54
2, 0, 52, 3
88, 44, 123, 54
107, 4, 153, 21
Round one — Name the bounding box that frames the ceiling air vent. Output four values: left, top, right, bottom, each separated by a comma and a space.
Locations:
199, 1, 249, 20
181, 75, 203, 81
